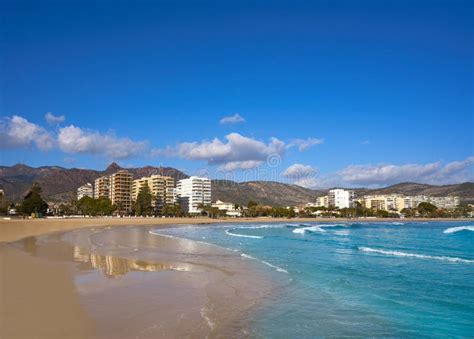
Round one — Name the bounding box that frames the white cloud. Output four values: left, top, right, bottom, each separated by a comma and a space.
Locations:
58, 125, 148, 159
338, 162, 441, 186
361, 140, 370, 145
156, 133, 285, 170
294, 177, 320, 188
220, 113, 245, 125
283, 164, 317, 178
0, 115, 54, 151
45, 112, 65, 125
288, 137, 324, 151
283, 164, 319, 188
219, 160, 264, 171
334, 156, 474, 187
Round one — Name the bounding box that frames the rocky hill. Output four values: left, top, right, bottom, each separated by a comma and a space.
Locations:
212, 180, 324, 206
1, 163, 473, 205
0, 163, 188, 202
365, 182, 474, 201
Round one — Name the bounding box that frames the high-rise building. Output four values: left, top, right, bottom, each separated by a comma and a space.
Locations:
77, 183, 93, 200
109, 170, 133, 214
315, 195, 329, 208
132, 175, 175, 208
94, 176, 110, 199
359, 194, 405, 212
328, 189, 355, 209
176, 176, 211, 213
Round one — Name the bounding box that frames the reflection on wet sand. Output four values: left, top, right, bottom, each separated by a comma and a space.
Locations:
17, 236, 192, 278
73, 246, 191, 277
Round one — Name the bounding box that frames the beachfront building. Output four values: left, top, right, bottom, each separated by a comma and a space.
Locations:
94, 176, 110, 199
357, 194, 461, 212
328, 189, 355, 209
429, 196, 460, 209
358, 194, 406, 212
132, 174, 175, 208
315, 195, 329, 208
411, 195, 460, 210
211, 200, 241, 217
109, 170, 133, 214
176, 176, 211, 214
77, 183, 93, 200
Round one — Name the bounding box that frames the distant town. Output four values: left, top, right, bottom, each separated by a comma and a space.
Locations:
1, 168, 472, 219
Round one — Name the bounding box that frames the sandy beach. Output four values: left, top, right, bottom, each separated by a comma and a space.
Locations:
1, 217, 471, 338
0, 223, 279, 338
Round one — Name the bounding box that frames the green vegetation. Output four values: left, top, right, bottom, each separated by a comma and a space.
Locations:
161, 203, 185, 217
77, 196, 116, 216
20, 183, 48, 216
417, 202, 438, 217
0, 190, 10, 215
133, 184, 153, 216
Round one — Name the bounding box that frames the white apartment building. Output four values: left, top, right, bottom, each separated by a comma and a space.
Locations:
176, 176, 211, 214
358, 194, 461, 212
328, 189, 355, 209
412, 195, 460, 210
77, 183, 93, 200
212, 200, 240, 216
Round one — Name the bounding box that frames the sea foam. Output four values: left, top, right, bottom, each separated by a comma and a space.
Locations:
293, 225, 325, 234
292, 224, 348, 234
358, 246, 474, 263
443, 226, 474, 234
225, 229, 263, 239
241, 253, 288, 273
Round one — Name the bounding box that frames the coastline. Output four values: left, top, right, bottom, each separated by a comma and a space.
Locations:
0, 216, 472, 243
0, 224, 279, 338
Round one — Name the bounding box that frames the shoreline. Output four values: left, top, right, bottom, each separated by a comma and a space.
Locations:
1, 224, 279, 338
0, 216, 472, 243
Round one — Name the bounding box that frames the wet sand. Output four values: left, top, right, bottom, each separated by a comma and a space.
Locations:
0, 216, 469, 243
0, 225, 279, 338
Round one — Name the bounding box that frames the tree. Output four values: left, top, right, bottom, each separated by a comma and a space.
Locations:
417, 202, 437, 217
133, 184, 153, 216
95, 197, 116, 215
20, 183, 48, 216
77, 196, 116, 216
0, 190, 9, 215
77, 196, 95, 215
247, 200, 258, 209
400, 208, 416, 218
162, 203, 183, 217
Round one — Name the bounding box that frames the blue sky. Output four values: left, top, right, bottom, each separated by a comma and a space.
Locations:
1, 0, 473, 187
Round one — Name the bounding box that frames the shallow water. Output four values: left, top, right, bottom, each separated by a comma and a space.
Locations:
152, 221, 474, 337
1, 226, 274, 338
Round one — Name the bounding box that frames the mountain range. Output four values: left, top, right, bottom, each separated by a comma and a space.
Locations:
1, 163, 473, 205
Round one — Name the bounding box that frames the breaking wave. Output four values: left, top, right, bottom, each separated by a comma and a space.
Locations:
293, 225, 325, 234
358, 246, 474, 264
225, 229, 263, 239
443, 226, 474, 234
292, 224, 348, 234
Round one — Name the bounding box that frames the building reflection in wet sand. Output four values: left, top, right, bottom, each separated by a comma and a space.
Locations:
18, 237, 191, 278
73, 246, 191, 277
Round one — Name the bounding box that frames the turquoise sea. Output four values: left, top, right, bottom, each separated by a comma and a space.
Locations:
151, 221, 474, 337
